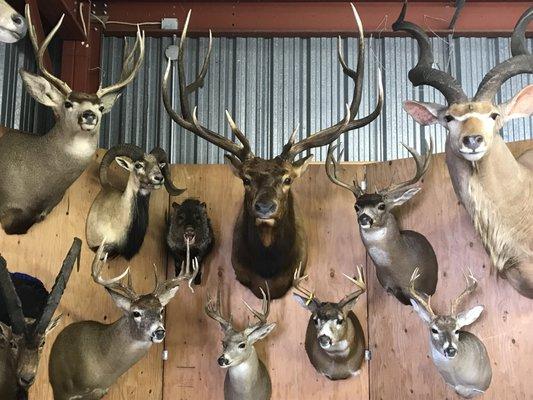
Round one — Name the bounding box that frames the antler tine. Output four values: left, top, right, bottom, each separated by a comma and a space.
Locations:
325, 143, 365, 197
91, 241, 136, 299
450, 268, 478, 315
292, 262, 315, 301
205, 284, 233, 331
96, 26, 145, 98
162, 10, 253, 162
408, 267, 436, 318
279, 3, 383, 161
342, 265, 366, 295
25, 6, 72, 96
385, 137, 432, 194
474, 7, 533, 101
392, 1, 468, 104
0, 256, 27, 336
242, 283, 271, 327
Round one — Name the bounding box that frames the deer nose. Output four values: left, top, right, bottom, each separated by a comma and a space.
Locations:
462, 135, 484, 151
358, 214, 373, 227
82, 110, 97, 123
217, 356, 229, 366
254, 200, 277, 217
153, 329, 166, 341
444, 347, 457, 358
318, 335, 332, 348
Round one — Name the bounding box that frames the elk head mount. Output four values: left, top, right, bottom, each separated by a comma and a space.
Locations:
0, 6, 145, 235
0, 0, 26, 43
293, 265, 366, 380
395, 3, 533, 298
49, 242, 197, 400
86, 144, 185, 260
205, 284, 276, 400
409, 268, 492, 398
326, 139, 438, 304
163, 4, 383, 299
0, 238, 81, 400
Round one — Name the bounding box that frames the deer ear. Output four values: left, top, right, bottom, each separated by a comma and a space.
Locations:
106, 289, 133, 312
20, 69, 64, 109
293, 293, 319, 313
456, 305, 484, 328
339, 294, 359, 312
99, 92, 121, 114
502, 84, 533, 122
403, 100, 445, 126
248, 322, 276, 344
292, 154, 314, 177
410, 298, 433, 324
157, 283, 181, 307
386, 186, 421, 208
224, 154, 242, 177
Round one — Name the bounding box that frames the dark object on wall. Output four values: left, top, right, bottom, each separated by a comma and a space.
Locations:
326, 138, 438, 305
293, 266, 366, 380
0, 273, 48, 325
49, 242, 196, 400
409, 268, 492, 398
0, 237, 81, 400
0, 1, 27, 43
205, 284, 276, 400
167, 198, 214, 285
162, 6, 382, 299
0, 9, 145, 235
86, 144, 184, 260
396, 3, 533, 298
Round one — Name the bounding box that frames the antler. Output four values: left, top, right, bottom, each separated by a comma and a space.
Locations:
279, 3, 383, 161
205, 284, 233, 331
96, 27, 145, 98
325, 143, 367, 197
474, 7, 533, 101
152, 255, 199, 296
162, 10, 252, 162
392, 1, 468, 105
292, 263, 316, 303
408, 267, 436, 319
383, 137, 433, 195
341, 265, 366, 304
25, 5, 72, 96
450, 269, 478, 315
91, 241, 137, 300
31, 238, 81, 336
0, 256, 27, 336
242, 284, 271, 331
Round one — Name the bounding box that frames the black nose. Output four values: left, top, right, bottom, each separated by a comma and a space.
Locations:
154, 329, 166, 341
254, 200, 277, 216
19, 376, 34, 386
358, 213, 373, 227
444, 347, 457, 358
185, 227, 195, 235
462, 135, 484, 150
217, 356, 229, 366
318, 335, 331, 347
12, 14, 24, 26
153, 174, 164, 182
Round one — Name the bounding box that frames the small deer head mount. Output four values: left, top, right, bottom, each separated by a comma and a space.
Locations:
326, 139, 432, 230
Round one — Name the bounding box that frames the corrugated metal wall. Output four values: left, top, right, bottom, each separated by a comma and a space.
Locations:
0, 39, 60, 134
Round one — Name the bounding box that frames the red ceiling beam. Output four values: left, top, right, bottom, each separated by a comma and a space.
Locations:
102, 1, 533, 37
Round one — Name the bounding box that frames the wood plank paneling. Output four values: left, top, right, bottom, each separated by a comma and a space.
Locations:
366, 140, 533, 400
163, 163, 370, 400
0, 150, 166, 400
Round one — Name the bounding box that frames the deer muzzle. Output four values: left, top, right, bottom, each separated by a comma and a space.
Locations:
358, 213, 373, 229
318, 334, 332, 349
217, 355, 230, 367
444, 346, 457, 359
79, 110, 99, 131
152, 328, 166, 343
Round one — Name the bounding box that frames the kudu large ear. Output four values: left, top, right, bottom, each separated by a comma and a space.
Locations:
403, 100, 446, 126
248, 322, 276, 344
410, 298, 433, 324
224, 154, 243, 178
456, 305, 484, 328
386, 186, 421, 208
20, 70, 64, 109
293, 293, 320, 314
502, 84, 533, 122
292, 154, 314, 177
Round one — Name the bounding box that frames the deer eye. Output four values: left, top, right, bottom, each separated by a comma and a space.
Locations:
431, 328, 438, 334
284, 177, 292, 185
238, 342, 246, 349
377, 203, 386, 211
444, 115, 454, 123
64, 101, 73, 109
243, 177, 251, 185
336, 318, 344, 325
133, 311, 141, 318
99, 105, 105, 112
313, 316, 319, 326
490, 113, 499, 120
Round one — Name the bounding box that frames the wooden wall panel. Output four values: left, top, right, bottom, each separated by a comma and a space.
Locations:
0, 150, 166, 400
366, 140, 533, 400
163, 164, 370, 400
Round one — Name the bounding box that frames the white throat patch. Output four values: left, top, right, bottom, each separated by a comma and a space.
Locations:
66, 137, 96, 159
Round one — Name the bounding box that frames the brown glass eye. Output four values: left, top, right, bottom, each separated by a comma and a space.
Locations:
444, 115, 454, 123
378, 203, 386, 211
284, 177, 292, 185
490, 113, 499, 120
